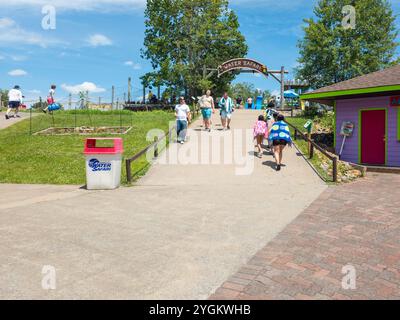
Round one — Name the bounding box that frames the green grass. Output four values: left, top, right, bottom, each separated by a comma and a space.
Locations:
287, 117, 333, 182
0, 110, 175, 185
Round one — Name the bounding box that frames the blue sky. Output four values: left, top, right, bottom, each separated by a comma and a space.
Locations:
0, 0, 399, 104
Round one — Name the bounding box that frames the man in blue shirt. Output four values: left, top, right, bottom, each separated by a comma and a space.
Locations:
218, 92, 234, 130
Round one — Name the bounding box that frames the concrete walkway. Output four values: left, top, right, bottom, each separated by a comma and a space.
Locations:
0, 112, 32, 130
0, 110, 327, 299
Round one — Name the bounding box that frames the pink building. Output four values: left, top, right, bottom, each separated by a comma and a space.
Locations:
301, 64, 400, 167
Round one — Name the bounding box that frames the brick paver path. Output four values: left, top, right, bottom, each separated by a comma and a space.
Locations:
210, 173, 400, 300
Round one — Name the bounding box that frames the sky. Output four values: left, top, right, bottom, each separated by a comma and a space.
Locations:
0, 0, 399, 104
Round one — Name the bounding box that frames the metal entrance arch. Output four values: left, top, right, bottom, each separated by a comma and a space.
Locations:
204, 58, 289, 108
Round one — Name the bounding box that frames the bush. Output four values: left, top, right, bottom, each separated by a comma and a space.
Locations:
300, 105, 320, 118
316, 112, 335, 132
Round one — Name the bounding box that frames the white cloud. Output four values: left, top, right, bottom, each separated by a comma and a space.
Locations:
8, 69, 28, 76
124, 60, 141, 70
61, 82, 106, 94
28, 89, 41, 94
0, 18, 62, 47
11, 55, 28, 61
87, 34, 112, 47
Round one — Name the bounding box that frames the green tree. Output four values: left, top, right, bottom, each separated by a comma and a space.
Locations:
0, 89, 9, 110
296, 0, 399, 88
229, 82, 271, 101
142, 0, 248, 97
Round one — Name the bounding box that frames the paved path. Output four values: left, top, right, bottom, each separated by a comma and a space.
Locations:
210, 172, 400, 300
0, 110, 326, 299
0, 112, 32, 130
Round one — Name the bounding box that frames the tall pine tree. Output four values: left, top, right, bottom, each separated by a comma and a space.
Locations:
297, 0, 399, 88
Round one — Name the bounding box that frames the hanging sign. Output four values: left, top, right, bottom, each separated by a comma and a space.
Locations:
390, 96, 400, 107
218, 58, 268, 77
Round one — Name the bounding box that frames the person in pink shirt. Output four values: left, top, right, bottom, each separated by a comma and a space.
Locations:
253, 115, 268, 158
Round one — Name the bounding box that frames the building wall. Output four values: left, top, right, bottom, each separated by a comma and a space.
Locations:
335, 95, 400, 166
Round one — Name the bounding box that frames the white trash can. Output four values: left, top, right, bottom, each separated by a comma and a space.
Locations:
84, 138, 124, 190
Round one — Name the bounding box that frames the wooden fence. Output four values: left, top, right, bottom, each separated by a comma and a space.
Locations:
125, 126, 177, 184
288, 122, 338, 183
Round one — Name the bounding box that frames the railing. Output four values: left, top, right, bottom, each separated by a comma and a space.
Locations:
125, 126, 177, 184
287, 122, 338, 183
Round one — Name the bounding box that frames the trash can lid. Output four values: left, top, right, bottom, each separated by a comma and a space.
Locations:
84, 138, 124, 155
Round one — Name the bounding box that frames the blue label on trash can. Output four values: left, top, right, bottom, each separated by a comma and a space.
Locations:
89, 159, 112, 172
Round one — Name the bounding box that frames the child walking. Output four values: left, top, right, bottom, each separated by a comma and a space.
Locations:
43, 85, 58, 114
253, 115, 268, 158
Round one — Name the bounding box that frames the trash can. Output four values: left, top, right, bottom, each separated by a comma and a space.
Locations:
84, 138, 124, 190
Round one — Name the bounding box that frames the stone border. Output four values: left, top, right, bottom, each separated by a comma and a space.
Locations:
34, 126, 133, 136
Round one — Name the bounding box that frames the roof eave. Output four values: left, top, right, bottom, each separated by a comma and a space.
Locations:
301, 85, 400, 101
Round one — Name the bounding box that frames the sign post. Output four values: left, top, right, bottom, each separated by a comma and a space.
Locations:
339, 121, 355, 159
304, 120, 313, 154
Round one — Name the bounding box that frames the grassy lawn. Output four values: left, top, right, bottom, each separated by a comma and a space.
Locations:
286, 117, 334, 182
0, 110, 175, 185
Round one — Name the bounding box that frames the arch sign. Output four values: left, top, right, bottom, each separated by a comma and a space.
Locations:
218, 58, 268, 78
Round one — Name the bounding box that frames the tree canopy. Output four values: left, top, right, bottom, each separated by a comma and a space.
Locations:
142, 0, 248, 97
228, 82, 271, 101
296, 0, 399, 89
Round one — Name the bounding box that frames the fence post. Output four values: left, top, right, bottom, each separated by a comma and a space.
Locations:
309, 144, 314, 159
333, 157, 338, 183
294, 129, 297, 141
154, 136, 159, 158
29, 106, 32, 135
126, 159, 132, 184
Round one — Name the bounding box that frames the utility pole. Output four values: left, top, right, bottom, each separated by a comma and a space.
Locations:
68, 94, 72, 110
85, 91, 89, 109
280, 66, 286, 109
111, 86, 115, 110
128, 77, 132, 103
124, 93, 126, 104
143, 84, 146, 104
98, 97, 101, 108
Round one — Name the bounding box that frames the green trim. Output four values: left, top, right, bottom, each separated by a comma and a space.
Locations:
301, 85, 400, 100
333, 101, 337, 149
358, 108, 388, 165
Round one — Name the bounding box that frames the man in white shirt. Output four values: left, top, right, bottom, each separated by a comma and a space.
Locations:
175, 97, 191, 144
6, 85, 23, 120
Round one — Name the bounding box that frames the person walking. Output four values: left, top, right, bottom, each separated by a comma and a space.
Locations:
269, 114, 292, 171
5, 85, 23, 120
253, 115, 268, 158
198, 90, 215, 132
43, 84, 58, 114
247, 97, 253, 110
175, 97, 191, 144
219, 92, 234, 130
